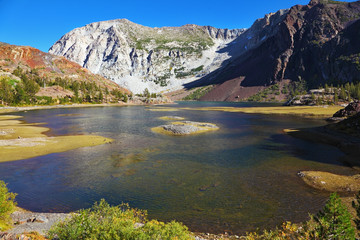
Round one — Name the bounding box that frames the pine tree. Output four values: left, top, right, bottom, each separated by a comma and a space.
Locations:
312, 192, 355, 239
352, 191, 360, 234
340, 87, 347, 100
334, 91, 339, 104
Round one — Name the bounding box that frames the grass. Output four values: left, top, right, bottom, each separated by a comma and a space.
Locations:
0, 115, 113, 162
147, 108, 179, 112
158, 116, 185, 121
182, 106, 343, 118
299, 171, 360, 192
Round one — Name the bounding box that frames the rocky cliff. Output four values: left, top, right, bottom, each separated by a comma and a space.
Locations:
49, 19, 245, 94
200, 0, 360, 101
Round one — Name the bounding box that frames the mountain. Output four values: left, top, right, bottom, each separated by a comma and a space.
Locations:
49, 19, 245, 94
49, 0, 360, 101
0, 42, 130, 104
198, 0, 360, 101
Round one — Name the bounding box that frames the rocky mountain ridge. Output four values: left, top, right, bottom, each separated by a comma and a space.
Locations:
199, 0, 360, 101
49, 19, 246, 94
49, 0, 360, 101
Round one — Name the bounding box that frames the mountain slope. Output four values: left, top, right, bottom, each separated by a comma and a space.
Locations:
199, 0, 360, 101
49, 19, 245, 94
0, 42, 130, 105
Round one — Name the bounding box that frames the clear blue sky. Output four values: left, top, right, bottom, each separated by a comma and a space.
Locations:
0, 0, 353, 52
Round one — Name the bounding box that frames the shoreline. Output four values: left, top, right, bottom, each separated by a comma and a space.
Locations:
1, 102, 357, 239
0, 101, 174, 115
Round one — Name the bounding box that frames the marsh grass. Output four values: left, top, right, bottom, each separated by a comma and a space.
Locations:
0, 115, 113, 162
183, 106, 343, 117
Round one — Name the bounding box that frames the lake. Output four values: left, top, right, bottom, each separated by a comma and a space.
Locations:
0, 102, 355, 235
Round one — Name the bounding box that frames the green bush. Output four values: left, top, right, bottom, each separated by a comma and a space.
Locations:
245, 193, 355, 239
48, 199, 193, 240
352, 191, 360, 237
307, 192, 354, 239
0, 180, 17, 231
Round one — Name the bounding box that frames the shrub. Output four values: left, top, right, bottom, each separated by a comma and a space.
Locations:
48, 199, 193, 240
0, 180, 17, 231
309, 192, 355, 239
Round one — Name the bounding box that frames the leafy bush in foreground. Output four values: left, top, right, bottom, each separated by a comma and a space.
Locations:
48, 199, 193, 240
0, 180, 17, 231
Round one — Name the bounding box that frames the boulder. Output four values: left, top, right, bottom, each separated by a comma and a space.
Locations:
333, 101, 360, 118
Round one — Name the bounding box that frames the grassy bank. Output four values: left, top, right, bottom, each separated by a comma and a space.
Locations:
183, 105, 343, 118
0, 115, 113, 162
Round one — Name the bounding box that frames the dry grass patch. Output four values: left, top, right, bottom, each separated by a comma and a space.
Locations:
158, 116, 185, 121
183, 106, 343, 117
147, 108, 179, 112
299, 171, 360, 192
0, 115, 113, 162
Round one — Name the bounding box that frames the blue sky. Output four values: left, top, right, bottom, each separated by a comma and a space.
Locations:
0, 0, 353, 52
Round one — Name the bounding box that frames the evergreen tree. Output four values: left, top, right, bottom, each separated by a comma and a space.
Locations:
143, 88, 150, 99
311, 192, 355, 239
325, 83, 329, 94
0, 79, 14, 105
123, 94, 128, 103
334, 91, 339, 104
356, 87, 360, 100
340, 87, 347, 100
352, 191, 360, 235
98, 90, 103, 103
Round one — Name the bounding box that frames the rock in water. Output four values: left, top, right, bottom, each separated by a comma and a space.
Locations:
152, 121, 219, 136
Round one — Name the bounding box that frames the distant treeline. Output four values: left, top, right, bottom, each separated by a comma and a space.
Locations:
0, 67, 129, 106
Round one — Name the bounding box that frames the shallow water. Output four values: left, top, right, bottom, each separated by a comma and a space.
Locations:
0, 102, 356, 234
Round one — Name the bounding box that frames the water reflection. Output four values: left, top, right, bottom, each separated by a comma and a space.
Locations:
0, 102, 355, 235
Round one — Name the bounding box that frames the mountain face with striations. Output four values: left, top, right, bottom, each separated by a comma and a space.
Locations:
49, 19, 245, 94
198, 0, 360, 101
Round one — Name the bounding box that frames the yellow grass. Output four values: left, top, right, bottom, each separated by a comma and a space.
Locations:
147, 108, 179, 112
0, 115, 113, 162
300, 171, 360, 192
158, 116, 185, 121
182, 106, 343, 117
